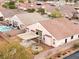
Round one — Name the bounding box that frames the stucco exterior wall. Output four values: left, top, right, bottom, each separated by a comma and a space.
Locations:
10, 17, 79, 47
27, 23, 56, 47
0, 12, 4, 17
27, 23, 79, 47
55, 34, 79, 47
10, 15, 24, 27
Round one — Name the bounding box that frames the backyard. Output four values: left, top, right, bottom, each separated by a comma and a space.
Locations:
0, 38, 33, 59
20, 38, 53, 56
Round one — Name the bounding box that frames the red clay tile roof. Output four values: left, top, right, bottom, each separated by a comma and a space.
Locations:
0, 0, 5, 3
42, 3, 56, 12
17, 2, 56, 11
0, 6, 21, 18
17, 3, 42, 9
40, 18, 79, 40
60, 5, 77, 18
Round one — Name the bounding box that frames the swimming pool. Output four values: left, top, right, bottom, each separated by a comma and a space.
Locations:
64, 51, 79, 59
0, 26, 12, 32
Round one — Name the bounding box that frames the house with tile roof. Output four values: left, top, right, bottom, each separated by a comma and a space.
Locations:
10, 12, 49, 29
17, 2, 42, 10
35, 0, 78, 6
0, 7, 22, 18
0, 0, 4, 3
26, 18, 79, 47
41, 3, 57, 14
16, 2, 56, 12
59, 4, 77, 19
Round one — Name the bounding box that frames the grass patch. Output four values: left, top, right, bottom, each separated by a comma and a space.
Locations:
0, 42, 33, 59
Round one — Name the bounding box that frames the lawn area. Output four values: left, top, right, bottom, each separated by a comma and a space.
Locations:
0, 38, 33, 59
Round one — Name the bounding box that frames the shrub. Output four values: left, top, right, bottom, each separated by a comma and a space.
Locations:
37, 8, 45, 15
73, 43, 79, 49
2, 1, 16, 9
49, 9, 62, 18
26, 8, 35, 13
2, 4, 7, 8
8, 1, 15, 5
8, 5, 16, 9
48, 57, 52, 59
8, 1, 16, 9
28, 0, 31, 3
43, 0, 48, 2
18, 0, 24, 3
32, 51, 39, 55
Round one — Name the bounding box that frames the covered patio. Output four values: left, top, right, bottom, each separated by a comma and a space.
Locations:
17, 32, 39, 40
17, 32, 52, 51
17, 32, 39, 48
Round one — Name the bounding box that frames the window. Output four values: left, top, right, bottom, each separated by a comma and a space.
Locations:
0, 17, 4, 21
31, 30, 35, 32
78, 35, 79, 38
36, 32, 38, 35
53, 39, 55, 44
43, 36, 45, 42
44, 34, 52, 38
65, 39, 67, 43
71, 36, 73, 39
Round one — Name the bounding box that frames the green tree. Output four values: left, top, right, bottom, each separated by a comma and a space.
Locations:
49, 9, 62, 18
43, 0, 48, 2
26, 8, 35, 13
37, 8, 45, 15
18, 0, 24, 3
2, 1, 16, 9
38, 0, 48, 2
8, 1, 16, 9
8, 5, 16, 9
28, 0, 31, 3
16, 0, 28, 3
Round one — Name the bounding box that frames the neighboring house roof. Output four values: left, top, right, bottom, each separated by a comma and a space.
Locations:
0, 6, 24, 18
59, 5, 77, 18
40, 18, 79, 40
17, 2, 56, 12
13, 12, 49, 26
42, 3, 56, 13
0, 0, 5, 3
17, 2, 42, 10
0, 9, 15, 18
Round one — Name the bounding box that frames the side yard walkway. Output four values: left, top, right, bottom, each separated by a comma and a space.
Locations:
34, 39, 79, 59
